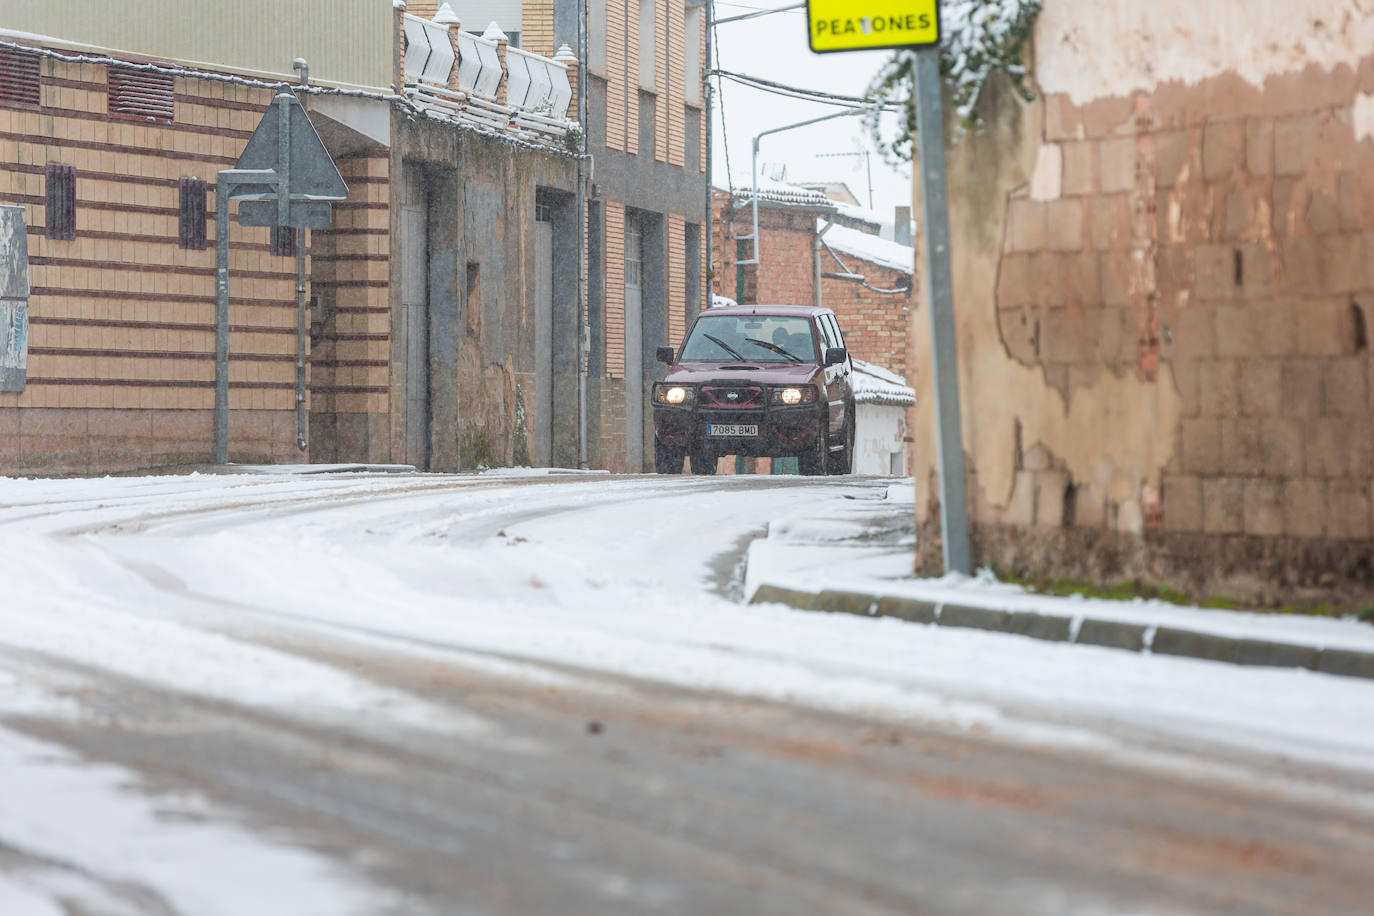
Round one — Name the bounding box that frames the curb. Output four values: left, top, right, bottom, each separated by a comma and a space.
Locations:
748, 583, 1374, 682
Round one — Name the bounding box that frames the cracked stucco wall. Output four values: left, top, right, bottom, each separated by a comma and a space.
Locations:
912, 0, 1374, 596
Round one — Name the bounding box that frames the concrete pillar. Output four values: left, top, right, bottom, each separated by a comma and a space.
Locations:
435, 4, 463, 93
482, 23, 511, 107
392, 1, 407, 92
553, 44, 577, 122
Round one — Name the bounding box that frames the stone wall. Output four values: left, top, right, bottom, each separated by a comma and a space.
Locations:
911, 1, 1374, 605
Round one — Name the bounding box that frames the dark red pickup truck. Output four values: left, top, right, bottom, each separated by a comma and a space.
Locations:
652, 303, 855, 475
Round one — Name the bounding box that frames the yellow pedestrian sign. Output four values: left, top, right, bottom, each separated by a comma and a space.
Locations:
807, 0, 940, 53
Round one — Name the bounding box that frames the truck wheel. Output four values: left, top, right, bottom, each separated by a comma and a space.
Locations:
655, 440, 683, 474
799, 417, 827, 476
689, 445, 717, 475
827, 411, 854, 475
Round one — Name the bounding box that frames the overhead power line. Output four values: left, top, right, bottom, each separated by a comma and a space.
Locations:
708, 68, 906, 111
713, 2, 805, 26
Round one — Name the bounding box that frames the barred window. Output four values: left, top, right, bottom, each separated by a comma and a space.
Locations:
178, 178, 208, 250
45, 164, 76, 241
270, 225, 297, 257
0, 47, 41, 107
108, 66, 174, 122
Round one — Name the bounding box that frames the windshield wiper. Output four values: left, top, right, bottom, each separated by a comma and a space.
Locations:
743, 337, 802, 362
703, 334, 745, 361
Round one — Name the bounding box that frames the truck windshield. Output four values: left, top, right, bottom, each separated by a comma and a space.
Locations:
679, 315, 816, 363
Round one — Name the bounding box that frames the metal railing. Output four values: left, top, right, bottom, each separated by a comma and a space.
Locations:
402, 16, 454, 85
402, 14, 574, 144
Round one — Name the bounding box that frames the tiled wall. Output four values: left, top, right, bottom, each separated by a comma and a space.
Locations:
0, 53, 305, 470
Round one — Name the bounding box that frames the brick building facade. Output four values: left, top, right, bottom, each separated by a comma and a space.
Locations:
0, 0, 710, 476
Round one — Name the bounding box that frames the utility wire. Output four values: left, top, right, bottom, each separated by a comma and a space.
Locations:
709, 68, 904, 111
713, 2, 804, 26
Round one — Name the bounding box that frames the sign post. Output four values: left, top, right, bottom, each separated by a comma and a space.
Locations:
805, 0, 970, 574
215, 89, 347, 464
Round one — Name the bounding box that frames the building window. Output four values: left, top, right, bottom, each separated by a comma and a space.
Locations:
178, 178, 208, 250
638, 91, 656, 155
464, 29, 519, 48
107, 66, 174, 122
684, 7, 702, 104
685, 105, 701, 171
44, 164, 76, 241
269, 225, 296, 257
0, 47, 41, 107
625, 215, 643, 289
638, 0, 657, 90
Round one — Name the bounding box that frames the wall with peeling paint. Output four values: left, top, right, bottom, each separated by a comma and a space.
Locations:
912, 0, 1374, 605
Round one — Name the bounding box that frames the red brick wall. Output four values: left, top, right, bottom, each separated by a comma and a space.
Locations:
711, 192, 828, 307
823, 261, 913, 383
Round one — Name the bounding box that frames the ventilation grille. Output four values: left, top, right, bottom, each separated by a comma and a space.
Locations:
270, 225, 297, 258
45, 164, 76, 241
0, 48, 41, 107
108, 67, 174, 122
179, 178, 208, 250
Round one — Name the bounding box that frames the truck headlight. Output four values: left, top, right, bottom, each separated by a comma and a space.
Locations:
654, 384, 694, 406
770, 385, 816, 405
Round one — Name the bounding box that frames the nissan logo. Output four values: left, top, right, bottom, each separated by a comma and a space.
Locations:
726, 391, 739, 401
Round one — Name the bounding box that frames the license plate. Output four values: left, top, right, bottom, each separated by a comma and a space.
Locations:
708, 424, 758, 437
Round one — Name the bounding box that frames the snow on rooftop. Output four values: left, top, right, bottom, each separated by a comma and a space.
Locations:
828, 198, 883, 227
821, 221, 915, 274
851, 359, 915, 406
719, 178, 835, 209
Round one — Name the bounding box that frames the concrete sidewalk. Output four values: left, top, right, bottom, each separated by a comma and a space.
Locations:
745, 481, 1374, 682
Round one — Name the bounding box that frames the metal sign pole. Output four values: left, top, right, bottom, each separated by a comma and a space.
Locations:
912, 45, 970, 574
212, 86, 347, 465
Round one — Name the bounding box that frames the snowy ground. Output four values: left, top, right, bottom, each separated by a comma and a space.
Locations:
2, 469, 1374, 912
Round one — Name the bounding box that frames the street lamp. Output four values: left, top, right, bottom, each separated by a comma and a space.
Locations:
735, 107, 865, 270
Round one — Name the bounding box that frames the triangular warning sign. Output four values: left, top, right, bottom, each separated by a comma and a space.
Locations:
234, 89, 348, 200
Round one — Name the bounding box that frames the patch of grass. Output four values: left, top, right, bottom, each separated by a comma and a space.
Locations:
1009, 575, 1194, 606
1277, 601, 1341, 618
511, 384, 530, 468
991, 570, 1372, 620
460, 427, 499, 470
1001, 574, 1235, 611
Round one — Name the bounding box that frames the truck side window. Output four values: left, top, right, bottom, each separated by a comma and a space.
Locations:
826, 315, 847, 350
815, 316, 836, 352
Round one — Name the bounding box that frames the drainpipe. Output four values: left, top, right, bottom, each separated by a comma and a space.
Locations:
292, 57, 309, 453
813, 218, 832, 309
703, 0, 713, 308
576, 0, 589, 467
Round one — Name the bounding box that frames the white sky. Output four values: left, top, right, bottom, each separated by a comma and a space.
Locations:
708, 0, 913, 231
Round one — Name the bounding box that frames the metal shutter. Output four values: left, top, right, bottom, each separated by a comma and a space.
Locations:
0, 48, 41, 107
108, 66, 174, 122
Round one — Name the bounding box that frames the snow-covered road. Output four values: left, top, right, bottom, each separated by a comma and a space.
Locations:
2, 470, 1373, 914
